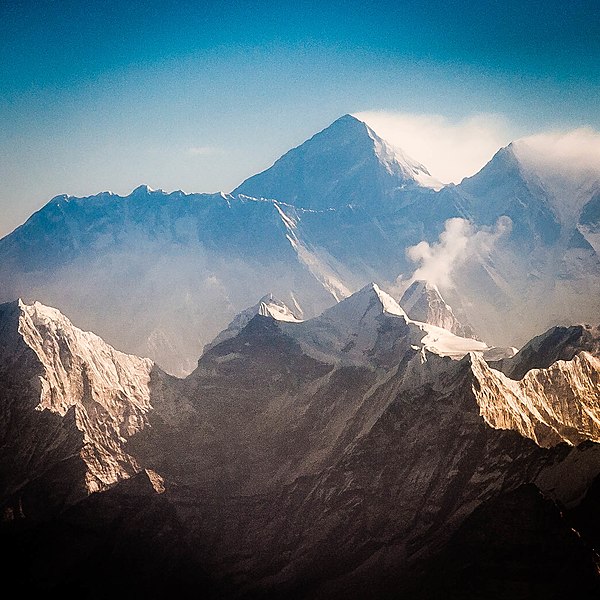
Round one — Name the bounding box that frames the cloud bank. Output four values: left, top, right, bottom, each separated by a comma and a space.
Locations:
355, 111, 515, 183
514, 128, 600, 175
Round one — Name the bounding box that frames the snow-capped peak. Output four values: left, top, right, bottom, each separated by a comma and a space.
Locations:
204, 293, 302, 352
256, 293, 303, 322
281, 282, 487, 367
399, 279, 478, 339
11, 299, 154, 493
132, 184, 156, 194
233, 114, 441, 209
321, 282, 408, 324
323, 114, 442, 190
400, 280, 444, 314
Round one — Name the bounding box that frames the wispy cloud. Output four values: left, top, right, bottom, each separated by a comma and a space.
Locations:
355, 111, 515, 183
402, 216, 512, 289
513, 127, 600, 179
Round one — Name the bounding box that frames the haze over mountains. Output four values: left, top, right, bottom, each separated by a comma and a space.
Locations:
2, 113, 600, 596
1, 114, 598, 376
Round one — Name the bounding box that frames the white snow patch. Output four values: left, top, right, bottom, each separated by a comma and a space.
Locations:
415, 321, 487, 358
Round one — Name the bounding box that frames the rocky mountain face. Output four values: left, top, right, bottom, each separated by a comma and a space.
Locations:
0, 299, 157, 520
2, 295, 600, 597
2, 115, 598, 376
399, 279, 478, 339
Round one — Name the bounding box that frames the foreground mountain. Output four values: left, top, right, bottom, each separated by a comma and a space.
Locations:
1, 114, 599, 375
2, 295, 600, 597
0, 299, 158, 520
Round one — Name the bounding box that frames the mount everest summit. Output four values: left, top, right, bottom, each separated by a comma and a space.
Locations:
2, 113, 600, 597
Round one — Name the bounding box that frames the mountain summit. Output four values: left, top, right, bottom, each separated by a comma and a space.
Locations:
204, 293, 301, 351
234, 114, 441, 209
400, 279, 477, 339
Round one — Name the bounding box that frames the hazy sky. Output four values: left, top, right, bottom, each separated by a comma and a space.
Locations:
1, 0, 599, 237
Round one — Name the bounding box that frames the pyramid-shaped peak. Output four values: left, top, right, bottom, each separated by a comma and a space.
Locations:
203, 293, 302, 352
401, 280, 445, 312
334, 113, 363, 124
323, 283, 407, 324
316, 113, 373, 138
233, 114, 440, 209
400, 279, 478, 339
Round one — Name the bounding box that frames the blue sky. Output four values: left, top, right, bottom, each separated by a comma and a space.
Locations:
1, 0, 599, 236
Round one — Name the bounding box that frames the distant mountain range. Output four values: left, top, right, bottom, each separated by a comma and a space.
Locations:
1, 114, 598, 376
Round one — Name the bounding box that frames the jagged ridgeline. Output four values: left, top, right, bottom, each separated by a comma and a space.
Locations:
1, 115, 599, 376
1, 293, 600, 597
1, 114, 600, 598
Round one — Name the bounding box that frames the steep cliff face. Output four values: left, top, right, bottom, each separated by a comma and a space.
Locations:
2, 295, 600, 597
0, 299, 157, 519
472, 350, 600, 447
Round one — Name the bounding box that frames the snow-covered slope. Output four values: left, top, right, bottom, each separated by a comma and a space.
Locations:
280, 283, 487, 367
234, 114, 441, 210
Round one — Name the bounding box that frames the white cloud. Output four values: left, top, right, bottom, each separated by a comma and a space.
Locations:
402, 216, 512, 289
354, 111, 516, 183
512, 128, 600, 225
513, 127, 600, 181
